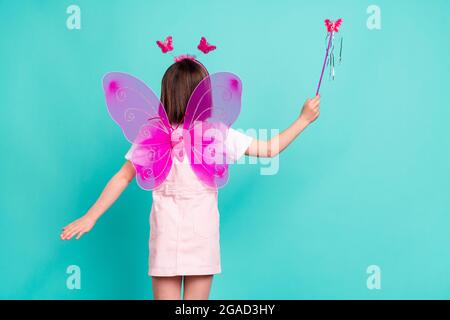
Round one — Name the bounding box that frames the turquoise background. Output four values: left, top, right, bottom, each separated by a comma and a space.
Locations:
1, 0, 449, 299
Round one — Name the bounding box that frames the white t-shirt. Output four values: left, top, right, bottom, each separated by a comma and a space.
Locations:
125, 127, 253, 163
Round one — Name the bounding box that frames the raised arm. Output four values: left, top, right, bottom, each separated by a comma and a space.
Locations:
61, 161, 136, 240
245, 95, 320, 158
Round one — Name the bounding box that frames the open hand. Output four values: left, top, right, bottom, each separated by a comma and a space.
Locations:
61, 215, 96, 240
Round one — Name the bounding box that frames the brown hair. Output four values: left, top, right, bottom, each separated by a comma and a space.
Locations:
161, 59, 209, 124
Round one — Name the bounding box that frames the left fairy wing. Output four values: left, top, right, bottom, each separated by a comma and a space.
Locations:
102, 72, 171, 144
183, 72, 243, 188
102, 72, 173, 190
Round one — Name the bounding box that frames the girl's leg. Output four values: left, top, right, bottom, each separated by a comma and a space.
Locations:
183, 275, 213, 300
152, 276, 183, 300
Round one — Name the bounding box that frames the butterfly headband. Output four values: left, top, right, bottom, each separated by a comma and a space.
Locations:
156, 36, 216, 62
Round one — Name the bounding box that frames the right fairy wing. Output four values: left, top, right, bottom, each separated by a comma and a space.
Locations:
102, 72, 172, 190
182, 72, 243, 188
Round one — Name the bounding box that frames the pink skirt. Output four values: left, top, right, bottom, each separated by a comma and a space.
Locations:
148, 185, 221, 276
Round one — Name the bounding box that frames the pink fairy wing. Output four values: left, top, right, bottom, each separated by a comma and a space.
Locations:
102, 72, 171, 143
183, 72, 242, 131
102, 72, 172, 190
129, 132, 173, 190
183, 72, 243, 188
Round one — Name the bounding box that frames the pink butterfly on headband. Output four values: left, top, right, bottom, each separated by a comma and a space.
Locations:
197, 37, 216, 54
324, 18, 343, 33
102, 72, 242, 190
156, 36, 174, 53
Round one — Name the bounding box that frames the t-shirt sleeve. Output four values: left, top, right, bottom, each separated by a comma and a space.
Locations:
124, 144, 136, 161
225, 128, 253, 162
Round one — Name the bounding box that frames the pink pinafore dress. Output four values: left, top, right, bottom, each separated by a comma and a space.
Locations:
125, 127, 252, 277
149, 154, 221, 276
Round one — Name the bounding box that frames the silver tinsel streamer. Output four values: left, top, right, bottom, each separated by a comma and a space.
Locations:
325, 34, 343, 80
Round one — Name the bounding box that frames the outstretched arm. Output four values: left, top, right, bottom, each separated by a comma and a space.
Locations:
245, 95, 320, 158
61, 161, 136, 240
